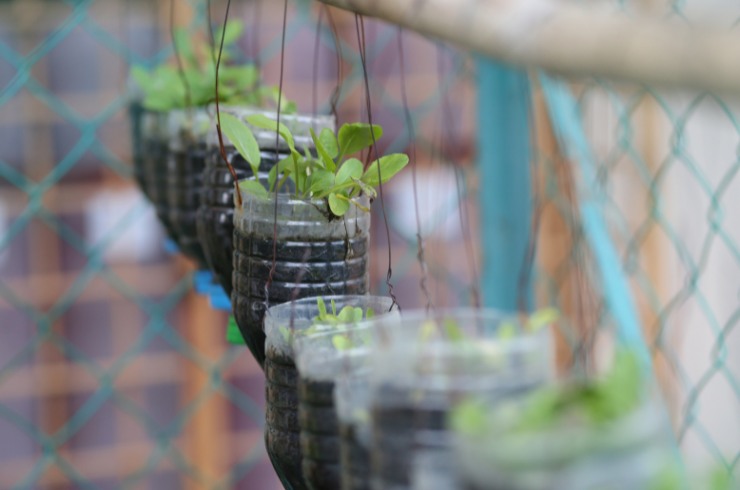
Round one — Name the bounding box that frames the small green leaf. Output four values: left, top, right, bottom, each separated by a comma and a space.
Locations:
351, 177, 378, 199
498, 322, 517, 340
220, 113, 261, 177
246, 113, 295, 152
238, 178, 268, 199
328, 193, 350, 216
527, 307, 559, 332
279, 325, 291, 343
362, 154, 409, 187
337, 306, 355, 324
332, 335, 352, 351
308, 169, 336, 197
366, 308, 375, 319
130, 66, 154, 93
220, 65, 259, 88
337, 123, 382, 158
331, 300, 337, 315
353, 307, 364, 323
319, 128, 339, 159
336, 158, 364, 185
173, 28, 198, 68
310, 128, 336, 171
215, 20, 245, 47
268, 156, 294, 192
419, 320, 437, 342
443, 319, 465, 342
316, 297, 327, 319
449, 398, 489, 436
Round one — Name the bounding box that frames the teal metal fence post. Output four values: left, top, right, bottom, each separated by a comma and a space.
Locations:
476, 59, 533, 311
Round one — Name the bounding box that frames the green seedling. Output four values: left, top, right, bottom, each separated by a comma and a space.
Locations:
416, 307, 559, 344
277, 297, 378, 350
224, 116, 409, 217
450, 349, 645, 441
131, 20, 296, 113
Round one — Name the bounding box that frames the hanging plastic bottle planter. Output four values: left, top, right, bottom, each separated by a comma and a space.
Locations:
223, 114, 409, 365
197, 109, 334, 298
263, 295, 396, 490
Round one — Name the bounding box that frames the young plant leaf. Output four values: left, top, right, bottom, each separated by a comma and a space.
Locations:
350, 198, 371, 213
328, 193, 350, 216
308, 169, 336, 197
337, 306, 356, 324
336, 158, 364, 185
419, 320, 438, 342
449, 398, 489, 436
337, 123, 383, 158
310, 128, 336, 172
317, 297, 327, 319
319, 128, 339, 159
331, 299, 337, 315
173, 28, 198, 68
238, 178, 268, 199
220, 113, 261, 177
498, 322, 517, 340
246, 113, 296, 152
215, 20, 245, 47
366, 308, 375, 319
332, 335, 352, 351
268, 155, 294, 192
130, 66, 154, 93
443, 319, 465, 342
362, 154, 409, 187
220, 65, 259, 88
353, 307, 364, 323
526, 307, 559, 332
351, 177, 378, 199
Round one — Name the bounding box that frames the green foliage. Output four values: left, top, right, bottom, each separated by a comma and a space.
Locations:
131, 20, 295, 113
449, 350, 646, 445
450, 398, 490, 436
416, 308, 559, 344
313, 297, 376, 351
514, 349, 644, 432
230, 117, 409, 217
277, 297, 379, 351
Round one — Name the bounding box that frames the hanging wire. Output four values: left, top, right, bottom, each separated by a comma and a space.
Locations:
354, 13, 398, 308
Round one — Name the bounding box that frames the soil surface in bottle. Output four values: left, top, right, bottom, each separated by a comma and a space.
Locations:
265, 345, 308, 490
232, 230, 368, 366
144, 138, 177, 240
167, 142, 209, 267
339, 421, 371, 490
196, 149, 281, 295
298, 376, 340, 490
371, 384, 449, 490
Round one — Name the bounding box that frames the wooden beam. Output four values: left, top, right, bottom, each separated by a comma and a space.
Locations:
316, 0, 740, 94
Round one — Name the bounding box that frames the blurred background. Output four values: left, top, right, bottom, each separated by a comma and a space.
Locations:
0, 0, 738, 488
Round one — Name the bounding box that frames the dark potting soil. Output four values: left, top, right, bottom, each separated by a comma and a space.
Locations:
340, 422, 371, 490
265, 346, 308, 490
144, 149, 179, 241
196, 149, 284, 297
371, 385, 450, 489
166, 142, 209, 268
129, 103, 147, 195
302, 458, 341, 490
231, 230, 369, 366
298, 377, 340, 490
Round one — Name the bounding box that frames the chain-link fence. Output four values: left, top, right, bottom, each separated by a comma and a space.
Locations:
0, 0, 738, 488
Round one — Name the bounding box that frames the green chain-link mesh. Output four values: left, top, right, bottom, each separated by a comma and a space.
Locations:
0, 0, 737, 487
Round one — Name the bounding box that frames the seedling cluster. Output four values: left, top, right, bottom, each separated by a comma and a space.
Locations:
221, 113, 409, 217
